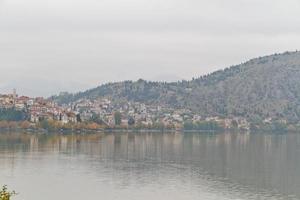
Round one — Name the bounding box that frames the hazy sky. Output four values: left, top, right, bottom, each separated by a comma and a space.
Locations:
1, 0, 300, 96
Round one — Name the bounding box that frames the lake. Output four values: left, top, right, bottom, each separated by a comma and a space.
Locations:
0, 132, 300, 200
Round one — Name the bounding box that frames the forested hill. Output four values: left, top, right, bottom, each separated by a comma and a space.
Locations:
51, 51, 300, 122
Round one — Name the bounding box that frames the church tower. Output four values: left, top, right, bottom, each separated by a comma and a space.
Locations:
13, 88, 17, 99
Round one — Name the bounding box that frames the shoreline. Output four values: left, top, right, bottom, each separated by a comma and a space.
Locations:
0, 127, 291, 135
0, 127, 212, 134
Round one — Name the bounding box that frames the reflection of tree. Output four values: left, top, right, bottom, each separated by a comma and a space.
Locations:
1, 131, 300, 198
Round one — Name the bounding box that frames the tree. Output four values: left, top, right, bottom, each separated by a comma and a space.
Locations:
86, 122, 99, 130
90, 114, 103, 124
272, 121, 288, 133
114, 112, 122, 126
231, 120, 238, 128
38, 120, 51, 130
19, 121, 31, 129
76, 114, 82, 123
8, 121, 18, 129
0, 108, 27, 121
128, 116, 135, 126
0, 185, 16, 200
0, 121, 9, 128
183, 121, 194, 130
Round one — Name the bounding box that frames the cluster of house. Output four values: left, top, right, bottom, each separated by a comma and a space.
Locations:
64, 98, 251, 130
0, 90, 251, 130
0, 90, 78, 124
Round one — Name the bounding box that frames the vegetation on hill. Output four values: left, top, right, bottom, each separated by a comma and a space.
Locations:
51, 51, 300, 123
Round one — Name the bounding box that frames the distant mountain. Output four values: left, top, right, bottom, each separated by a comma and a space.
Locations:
51, 51, 300, 122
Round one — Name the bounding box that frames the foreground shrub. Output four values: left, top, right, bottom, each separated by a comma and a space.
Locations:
0, 186, 16, 200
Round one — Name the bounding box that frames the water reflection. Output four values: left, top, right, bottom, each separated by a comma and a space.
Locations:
0, 132, 300, 200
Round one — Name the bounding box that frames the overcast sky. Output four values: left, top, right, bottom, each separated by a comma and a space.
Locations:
0, 0, 300, 96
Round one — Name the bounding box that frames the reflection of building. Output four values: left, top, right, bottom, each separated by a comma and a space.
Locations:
30, 135, 39, 152
13, 89, 17, 100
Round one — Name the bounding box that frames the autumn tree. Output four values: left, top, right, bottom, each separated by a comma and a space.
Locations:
0, 185, 16, 200
19, 121, 31, 129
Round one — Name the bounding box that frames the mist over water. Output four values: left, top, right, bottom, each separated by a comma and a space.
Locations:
0, 132, 299, 200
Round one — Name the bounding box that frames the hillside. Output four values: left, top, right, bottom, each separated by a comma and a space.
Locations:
51, 51, 300, 122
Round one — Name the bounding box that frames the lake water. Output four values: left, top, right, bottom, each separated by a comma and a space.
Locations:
0, 132, 300, 200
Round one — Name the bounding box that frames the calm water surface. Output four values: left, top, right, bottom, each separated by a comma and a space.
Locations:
0, 132, 300, 200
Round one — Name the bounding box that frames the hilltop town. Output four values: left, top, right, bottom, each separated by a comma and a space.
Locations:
0, 89, 252, 132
